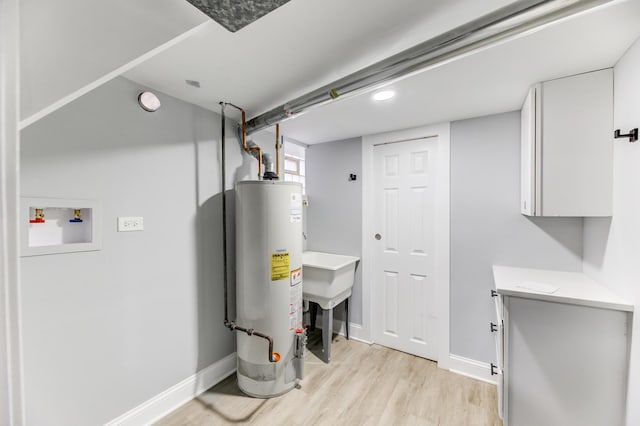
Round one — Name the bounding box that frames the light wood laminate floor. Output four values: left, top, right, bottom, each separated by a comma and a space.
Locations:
156, 331, 501, 426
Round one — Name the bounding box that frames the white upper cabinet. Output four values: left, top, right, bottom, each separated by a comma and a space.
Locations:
520, 69, 613, 217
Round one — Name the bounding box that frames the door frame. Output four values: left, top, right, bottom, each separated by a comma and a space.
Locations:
1, 0, 25, 423
361, 122, 450, 370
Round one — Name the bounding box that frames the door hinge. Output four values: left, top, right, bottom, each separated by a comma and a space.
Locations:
490, 322, 498, 333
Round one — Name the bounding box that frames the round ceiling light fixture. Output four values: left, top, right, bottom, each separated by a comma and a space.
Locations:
138, 91, 161, 112
372, 90, 395, 101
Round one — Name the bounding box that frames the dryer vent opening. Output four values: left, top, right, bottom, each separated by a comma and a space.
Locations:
185, 0, 291, 32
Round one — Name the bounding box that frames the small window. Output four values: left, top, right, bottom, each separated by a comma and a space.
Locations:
283, 140, 306, 193
284, 158, 299, 174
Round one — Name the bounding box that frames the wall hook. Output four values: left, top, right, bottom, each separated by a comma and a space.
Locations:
614, 128, 638, 142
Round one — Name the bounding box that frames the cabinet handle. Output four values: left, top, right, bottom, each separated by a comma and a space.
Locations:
491, 290, 498, 298
491, 363, 499, 376
614, 128, 639, 143
490, 322, 498, 333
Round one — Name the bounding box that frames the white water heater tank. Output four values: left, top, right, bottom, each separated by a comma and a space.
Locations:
235, 180, 304, 397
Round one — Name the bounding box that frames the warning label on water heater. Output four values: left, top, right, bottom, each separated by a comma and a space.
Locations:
271, 252, 290, 281
290, 267, 302, 286
289, 269, 303, 330
290, 193, 302, 215
290, 193, 303, 223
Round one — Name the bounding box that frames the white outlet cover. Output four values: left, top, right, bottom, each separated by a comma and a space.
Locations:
117, 216, 144, 232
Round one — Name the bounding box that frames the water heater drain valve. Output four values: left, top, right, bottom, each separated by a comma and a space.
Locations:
294, 328, 307, 381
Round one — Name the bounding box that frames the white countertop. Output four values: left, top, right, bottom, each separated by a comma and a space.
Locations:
493, 265, 634, 312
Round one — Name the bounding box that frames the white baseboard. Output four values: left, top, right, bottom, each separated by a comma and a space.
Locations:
449, 354, 496, 385
105, 352, 237, 426
333, 319, 372, 344
312, 315, 372, 345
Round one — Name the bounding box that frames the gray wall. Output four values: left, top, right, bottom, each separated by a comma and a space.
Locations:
450, 111, 584, 362
306, 137, 363, 323
305, 113, 584, 364
19, 77, 250, 425
20, 0, 205, 119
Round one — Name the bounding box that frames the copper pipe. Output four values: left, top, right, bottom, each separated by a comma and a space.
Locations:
225, 321, 279, 363
227, 103, 263, 178
220, 103, 276, 364
275, 123, 281, 177
241, 109, 263, 178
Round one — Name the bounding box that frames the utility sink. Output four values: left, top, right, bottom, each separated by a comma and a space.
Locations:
303, 251, 359, 310
303, 251, 359, 363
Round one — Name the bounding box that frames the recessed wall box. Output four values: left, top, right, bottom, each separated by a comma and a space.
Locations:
21, 197, 101, 256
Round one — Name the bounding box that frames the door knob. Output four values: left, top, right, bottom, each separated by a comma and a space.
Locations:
375, 233, 382, 240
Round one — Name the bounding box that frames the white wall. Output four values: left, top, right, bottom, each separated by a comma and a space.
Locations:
305, 138, 363, 323
450, 111, 584, 363
583, 36, 640, 426
19, 0, 206, 121
19, 77, 251, 425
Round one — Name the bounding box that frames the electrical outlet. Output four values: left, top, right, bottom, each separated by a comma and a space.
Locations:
117, 216, 144, 232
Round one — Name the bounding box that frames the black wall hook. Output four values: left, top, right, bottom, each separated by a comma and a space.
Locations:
614, 128, 638, 142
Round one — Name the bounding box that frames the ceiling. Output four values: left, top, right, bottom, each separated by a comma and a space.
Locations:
124, 0, 640, 144
21, 0, 640, 144
20, 0, 207, 121
280, 1, 640, 143
123, 0, 518, 131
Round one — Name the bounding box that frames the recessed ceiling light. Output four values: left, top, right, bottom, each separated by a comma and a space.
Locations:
138, 91, 161, 112
372, 90, 395, 101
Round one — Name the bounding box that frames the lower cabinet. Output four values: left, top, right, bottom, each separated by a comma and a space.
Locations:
490, 290, 504, 420
493, 293, 630, 426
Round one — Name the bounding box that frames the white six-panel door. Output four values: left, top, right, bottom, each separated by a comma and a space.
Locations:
372, 137, 438, 360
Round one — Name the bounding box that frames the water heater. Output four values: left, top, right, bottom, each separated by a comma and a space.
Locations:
235, 180, 305, 397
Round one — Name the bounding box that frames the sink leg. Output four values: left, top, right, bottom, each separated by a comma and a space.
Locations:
322, 307, 333, 363
309, 302, 318, 331
345, 298, 350, 340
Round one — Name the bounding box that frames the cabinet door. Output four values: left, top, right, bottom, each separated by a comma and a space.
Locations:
493, 321, 504, 419
520, 86, 537, 215
493, 292, 505, 420
507, 298, 627, 426
540, 69, 613, 216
